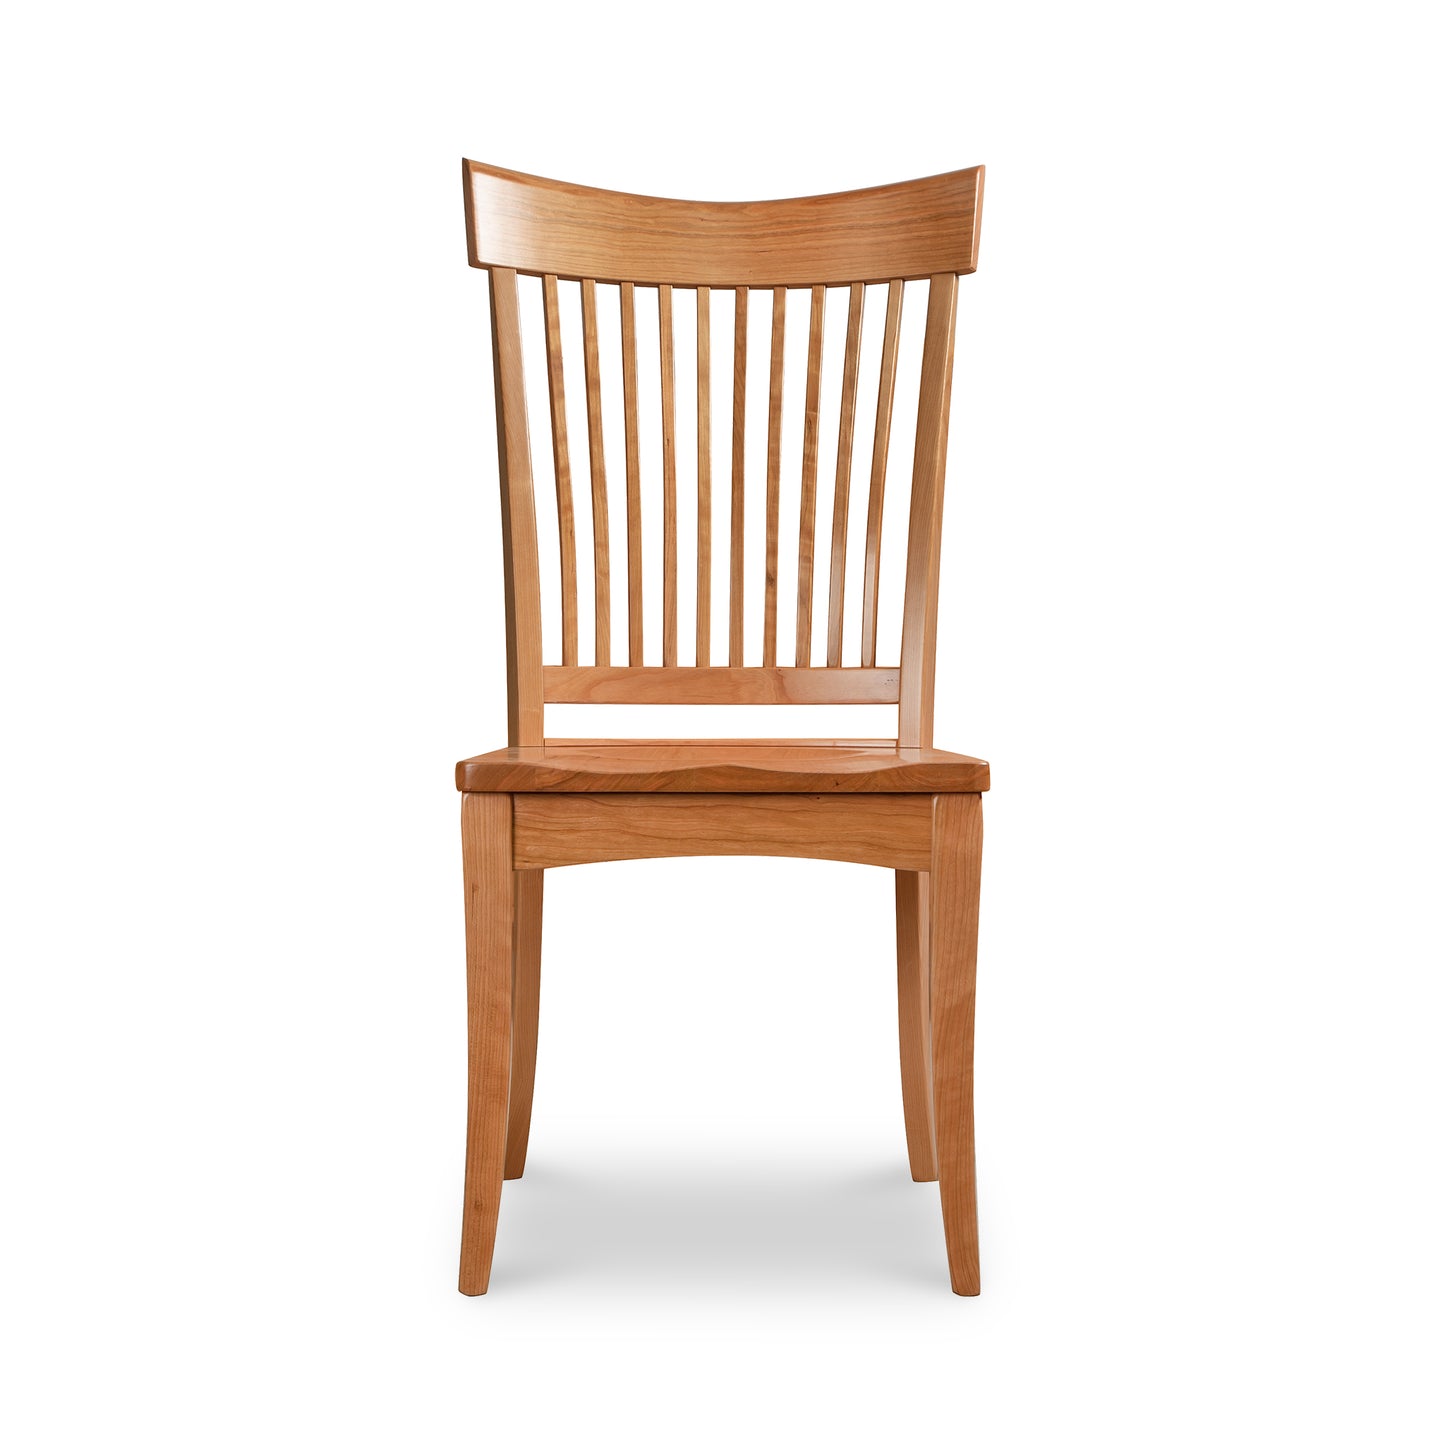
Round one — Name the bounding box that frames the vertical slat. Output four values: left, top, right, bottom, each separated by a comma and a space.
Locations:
763, 287, 786, 667
487, 267, 544, 746
899, 273, 960, 749
729, 288, 748, 666
826, 282, 866, 666
580, 279, 611, 665
794, 284, 826, 665
620, 281, 643, 664
659, 284, 678, 665
696, 286, 712, 666
861, 278, 905, 668
541, 275, 578, 667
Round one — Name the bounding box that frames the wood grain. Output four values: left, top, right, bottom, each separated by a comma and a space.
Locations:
696, 285, 712, 665
861, 278, 904, 669
764, 288, 786, 666
461, 165, 991, 1296
512, 793, 933, 870
659, 283, 678, 666
899, 275, 959, 748
458, 792, 514, 1295
464, 159, 984, 286
826, 282, 865, 667
895, 871, 937, 1181
541, 275, 579, 666
541, 663, 900, 705
534, 736, 902, 748
729, 288, 748, 666
487, 268, 544, 745
795, 285, 826, 665
620, 281, 643, 664
580, 278, 612, 665
504, 870, 543, 1180
930, 792, 983, 1294
457, 738, 989, 794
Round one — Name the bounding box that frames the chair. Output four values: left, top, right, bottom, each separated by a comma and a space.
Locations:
455, 159, 989, 1294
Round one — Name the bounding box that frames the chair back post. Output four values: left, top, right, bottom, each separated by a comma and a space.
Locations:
485, 263, 544, 746
898, 272, 960, 750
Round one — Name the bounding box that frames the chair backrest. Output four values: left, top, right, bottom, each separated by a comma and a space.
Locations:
462, 159, 984, 747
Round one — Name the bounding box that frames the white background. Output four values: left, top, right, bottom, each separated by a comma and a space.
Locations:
3, 2, 1442, 1440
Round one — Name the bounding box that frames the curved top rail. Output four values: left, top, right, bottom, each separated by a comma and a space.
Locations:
463, 159, 984, 286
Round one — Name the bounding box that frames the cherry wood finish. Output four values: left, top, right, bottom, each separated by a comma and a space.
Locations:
580, 279, 612, 669
464, 159, 984, 286
540, 275, 579, 666
541, 664, 899, 705
486, 270, 543, 747
456, 161, 990, 1295
930, 793, 984, 1295
504, 870, 543, 1181
795, 285, 827, 666
895, 871, 938, 1182
458, 741, 989, 794
826, 283, 866, 668
900, 274, 960, 748
659, 284, 679, 667
458, 793, 514, 1295
763, 287, 786, 666
695, 286, 712, 663
862, 278, 905, 667
620, 281, 644, 665
728, 290, 748, 666
512, 793, 932, 870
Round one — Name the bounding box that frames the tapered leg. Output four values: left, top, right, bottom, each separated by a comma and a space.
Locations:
895, 871, 938, 1181
504, 869, 543, 1179
930, 793, 984, 1295
459, 793, 514, 1295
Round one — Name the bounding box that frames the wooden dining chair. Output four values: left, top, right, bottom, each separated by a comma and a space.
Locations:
455, 159, 989, 1295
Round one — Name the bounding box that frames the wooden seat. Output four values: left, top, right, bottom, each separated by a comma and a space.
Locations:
454, 159, 990, 1296
457, 741, 990, 794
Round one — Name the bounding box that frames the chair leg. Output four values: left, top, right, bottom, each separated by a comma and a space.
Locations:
458, 793, 514, 1295
895, 870, 938, 1181
930, 793, 983, 1295
504, 870, 543, 1180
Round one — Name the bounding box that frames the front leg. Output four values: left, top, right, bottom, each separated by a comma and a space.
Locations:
458, 792, 514, 1295
930, 793, 983, 1295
